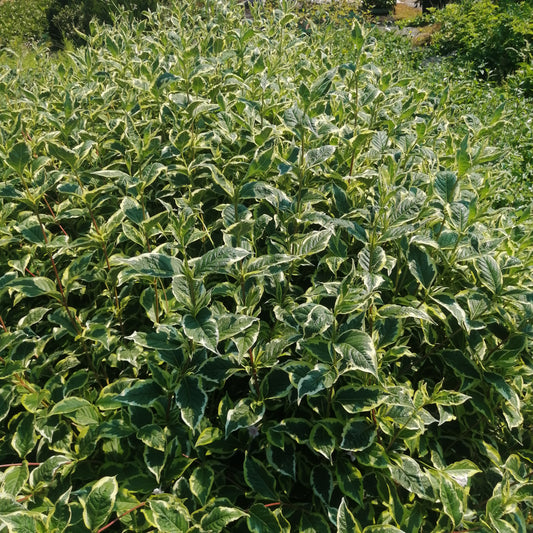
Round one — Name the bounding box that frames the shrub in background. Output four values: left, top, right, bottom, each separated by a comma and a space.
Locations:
359, 0, 397, 15
47, 0, 161, 46
432, 0, 533, 80
0, 0, 52, 46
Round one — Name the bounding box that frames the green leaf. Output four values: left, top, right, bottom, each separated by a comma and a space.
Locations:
240, 181, 290, 208
310, 68, 336, 99
144, 446, 166, 482
0, 512, 41, 533
260, 367, 292, 400
297, 364, 335, 402
309, 423, 336, 460
245, 254, 294, 277
127, 328, 183, 352
7, 142, 32, 175
17, 221, 46, 244
351, 20, 364, 49
297, 229, 333, 257
29, 456, 71, 487
363, 526, 404, 533
336, 458, 364, 505
218, 314, 259, 341
408, 246, 437, 290
434, 171, 457, 203
443, 460, 481, 485
456, 134, 470, 177
337, 498, 360, 533
48, 142, 78, 168
311, 464, 333, 504
190, 465, 215, 506
233, 320, 260, 358
114, 253, 183, 278
175, 375, 208, 431
246, 146, 275, 177
201, 506, 247, 532
149, 500, 188, 532
48, 488, 72, 533
431, 293, 468, 330
191, 246, 250, 276
0, 495, 23, 514
82, 476, 118, 532
476, 256, 503, 295
247, 503, 282, 533
266, 442, 296, 480
244, 453, 278, 500
116, 380, 163, 407
371, 131, 388, 153
2, 463, 29, 496
438, 475, 463, 526
450, 202, 470, 231
197, 357, 235, 384
50, 397, 99, 426
389, 455, 433, 500
137, 424, 166, 451
340, 418, 377, 452
358, 246, 386, 273
182, 308, 219, 353
305, 145, 336, 168
334, 330, 377, 377
225, 398, 265, 437
8, 277, 59, 298
433, 390, 471, 407
378, 304, 434, 323
292, 303, 334, 337
0, 388, 11, 423
11, 413, 35, 458
49, 396, 92, 416
121, 197, 144, 224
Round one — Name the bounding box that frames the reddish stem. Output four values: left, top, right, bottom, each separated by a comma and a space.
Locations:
42, 194, 68, 237
0, 462, 41, 468
0, 315, 7, 332
97, 502, 146, 532
25, 268, 35, 277
264, 502, 282, 508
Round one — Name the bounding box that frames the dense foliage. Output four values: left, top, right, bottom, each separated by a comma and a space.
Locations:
47, 0, 162, 46
0, 0, 51, 46
430, 0, 533, 81
0, 0, 163, 47
1, 1, 532, 531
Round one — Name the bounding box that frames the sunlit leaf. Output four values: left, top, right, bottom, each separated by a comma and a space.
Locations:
182, 308, 219, 353
175, 375, 208, 431
82, 476, 118, 532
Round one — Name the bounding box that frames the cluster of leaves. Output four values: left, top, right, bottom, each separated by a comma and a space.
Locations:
359, 0, 396, 16
430, 0, 533, 81
257, 0, 360, 30
46, 0, 163, 47
1, 0, 533, 531
372, 27, 533, 209
0, 0, 163, 48
0, 0, 52, 47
